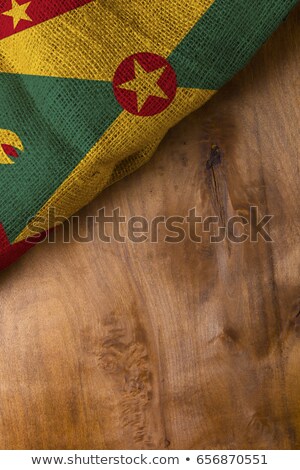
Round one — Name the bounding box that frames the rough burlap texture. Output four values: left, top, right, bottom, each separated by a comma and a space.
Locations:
0, 0, 297, 270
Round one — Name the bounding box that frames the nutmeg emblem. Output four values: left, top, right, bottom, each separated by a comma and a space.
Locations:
0, 129, 24, 165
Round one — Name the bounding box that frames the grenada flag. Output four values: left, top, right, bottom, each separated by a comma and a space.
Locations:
0, 0, 297, 270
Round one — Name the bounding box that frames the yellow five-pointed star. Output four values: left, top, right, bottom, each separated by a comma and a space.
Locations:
118, 60, 169, 112
2, 0, 32, 29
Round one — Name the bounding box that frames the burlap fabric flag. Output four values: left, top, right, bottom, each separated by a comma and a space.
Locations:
0, 0, 297, 271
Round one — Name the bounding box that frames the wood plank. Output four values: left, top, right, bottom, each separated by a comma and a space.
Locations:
0, 5, 299, 450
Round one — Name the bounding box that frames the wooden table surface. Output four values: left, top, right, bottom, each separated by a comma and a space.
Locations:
0, 6, 299, 450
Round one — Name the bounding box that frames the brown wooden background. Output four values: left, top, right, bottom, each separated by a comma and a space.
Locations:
0, 6, 299, 450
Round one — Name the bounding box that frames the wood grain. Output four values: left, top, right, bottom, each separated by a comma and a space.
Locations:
0, 6, 299, 450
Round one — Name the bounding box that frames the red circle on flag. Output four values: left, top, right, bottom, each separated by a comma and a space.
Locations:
113, 52, 177, 116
